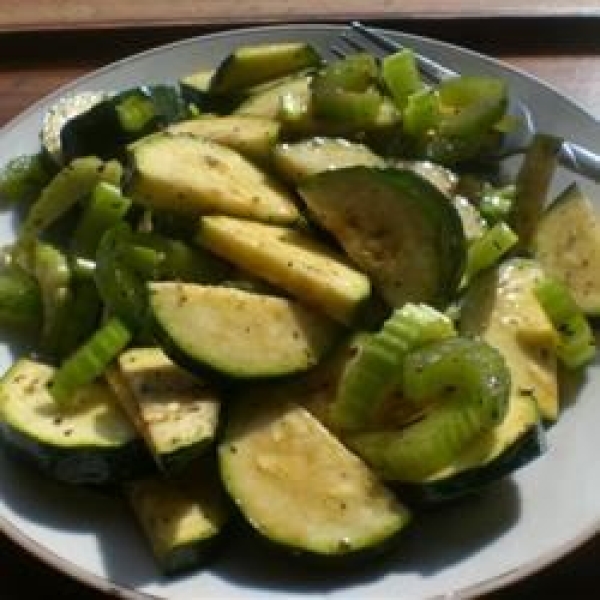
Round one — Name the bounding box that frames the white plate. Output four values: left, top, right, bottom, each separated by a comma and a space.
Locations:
1, 23, 600, 600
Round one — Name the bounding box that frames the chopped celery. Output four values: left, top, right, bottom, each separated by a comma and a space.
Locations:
0, 266, 42, 330
19, 157, 122, 242
330, 303, 456, 432
465, 222, 518, 282
72, 181, 132, 259
382, 49, 422, 110
311, 53, 384, 128
49, 317, 132, 406
534, 276, 596, 369
347, 337, 510, 482
0, 153, 52, 205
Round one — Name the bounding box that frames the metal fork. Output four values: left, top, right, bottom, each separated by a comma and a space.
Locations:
332, 21, 600, 183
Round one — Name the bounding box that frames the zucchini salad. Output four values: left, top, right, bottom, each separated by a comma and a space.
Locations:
1, 39, 599, 575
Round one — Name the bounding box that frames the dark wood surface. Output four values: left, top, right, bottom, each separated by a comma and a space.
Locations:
2, 11, 600, 600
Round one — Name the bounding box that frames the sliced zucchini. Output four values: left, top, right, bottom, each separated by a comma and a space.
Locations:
167, 115, 280, 164
273, 137, 385, 184
532, 183, 600, 315
298, 166, 466, 309
0, 359, 151, 485
149, 283, 340, 379
210, 42, 321, 95
60, 86, 189, 162
460, 259, 560, 422
106, 347, 220, 473
42, 92, 108, 164
219, 393, 410, 560
197, 215, 371, 325
404, 392, 544, 503
235, 73, 312, 119
126, 461, 229, 575
393, 160, 458, 197
128, 133, 299, 224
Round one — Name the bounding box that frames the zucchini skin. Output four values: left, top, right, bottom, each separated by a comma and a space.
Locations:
219, 394, 410, 563
398, 424, 545, 505
0, 359, 155, 486
299, 166, 466, 309
0, 420, 153, 486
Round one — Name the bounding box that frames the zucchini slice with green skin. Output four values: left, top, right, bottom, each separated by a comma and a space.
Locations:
459, 259, 560, 422
106, 347, 220, 473
127, 133, 299, 224
209, 42, 321, 95
148, 283, 340, 379
42, 92, 108, 164
234, 73, 312, 119
532, 183, 600, 315
298, 166, 466, 309
0, 359, 152, 485
273, 137, 385, 185
219, 394, 410, 560
126, 461, 229, 575
197, 215, 371, 325
167, 116, 280, 164
403, 393, 544, 503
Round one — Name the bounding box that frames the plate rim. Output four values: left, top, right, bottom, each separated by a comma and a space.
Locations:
1, 21, 599, 600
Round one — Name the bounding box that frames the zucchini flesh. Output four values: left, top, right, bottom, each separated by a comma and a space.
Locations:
460, 259, 560, 421
0, 359, 151, 485
197, 215, 371, 325
273, 137, 385, 184
128, 133, 299, 224
219, 394, 410, 559
532, 183, 600, 315
126, 462, 229, 574
149, 283, 340, 379
298, 166, 466, 308
235, 73, 312, 119
107, 347, 220, 473
167, 116, 280, 164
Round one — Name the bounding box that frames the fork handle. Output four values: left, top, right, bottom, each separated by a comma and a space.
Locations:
559, 141, 600, 184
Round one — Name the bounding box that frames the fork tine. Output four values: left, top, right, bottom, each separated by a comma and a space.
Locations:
350, 21, 458, 82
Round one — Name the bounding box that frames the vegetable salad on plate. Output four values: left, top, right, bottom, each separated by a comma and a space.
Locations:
0, 39, 599, 574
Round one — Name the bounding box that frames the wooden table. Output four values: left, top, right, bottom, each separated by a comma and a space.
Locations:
2, 4, 600, 599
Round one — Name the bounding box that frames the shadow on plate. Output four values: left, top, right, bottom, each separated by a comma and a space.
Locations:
209, 477, 522, 595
